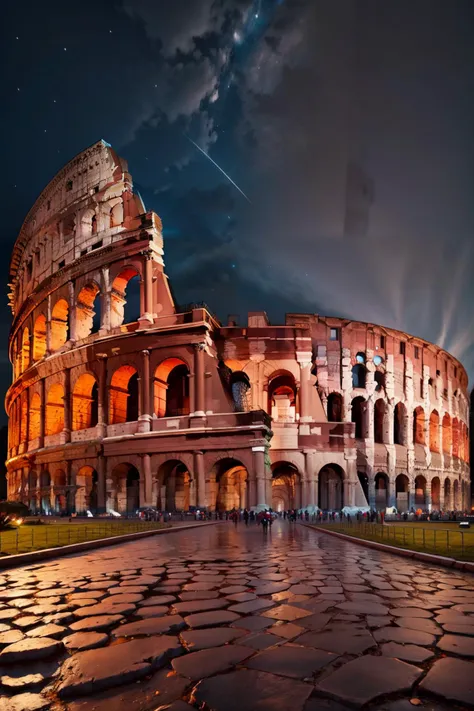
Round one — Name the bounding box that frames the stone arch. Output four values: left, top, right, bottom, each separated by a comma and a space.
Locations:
21, 327, 30, 373
53, 469, 67, 513
19, 393, 28, 445
415, 475, 427, 510
45, 383, 64, 435
453, 479, 460, 509
442, 413, 451, 454
413, 406, 425, 445
429, 410, 440, 452
33, 314, 47, 361
154, 358, 190, 418
76, 465, 98, 513
327, 392, 343, 422
156, 459, 191, 512
110, 267, 141, 328
29, 392, 41, 440
76, 282, 101, 339
110, 462, 140, 513
72, 373, 99, 431
318, 463, 345, 510
39, 469, 51, 513
51, 298, 69, 351
375, 472, 389, 510
80, 208, 96, 239
374, 399, 388, 444
210, 458, 248, 512
394, 402, 407, 445
231, 371, 251, 413
444, 478, 452, 509
431, 476, 441, 509
271, 461, 302, 511
351, 396, 366, 439
109, 365, 139, 424
395, 474, 410, 512
268, 370, 297, 423
110, 200, 124, 228
352, 363, 367, 389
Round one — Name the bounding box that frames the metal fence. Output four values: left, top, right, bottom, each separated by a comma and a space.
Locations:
317, 522, 474, 561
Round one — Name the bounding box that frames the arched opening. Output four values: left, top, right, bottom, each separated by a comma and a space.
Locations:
442, 413, 451, 454
429, 410, 440, 452
452, 418, 459, 457
156, 460, 191, 512
395, 474, 409, 512
375, 472, 389, 510
45, 383, 64, 435
28, 470, 38, 512
351, 396, 366, 439
453, 479, 460, 509
394, 402, 407, 445
415, 475, 427, 509
53, 470, 67, 513
110, 201, 123, 227
374, 399, 387, 444
271, 462, 301, 511
211, 458, 248, 512
29, 392, 41, 440
39, 470, 51, 513
327, 392, 343, 422
357, 471, 369, 505
444, 478, 452, 510
318, 464, 344, 510
431, 476, 441, 509
109, 366, 139, 424
21, 328, 30, 372
51, 299, 69, 351
231, 371, 251, 412
154, 358, 190, 417
374, 370, 385, 393
19, 394, 28, 445
352, 363, 367, 389
33, 314, 47, 361
111, 463, 140, 514
268, 371, 297, 423
76, 466, 98, 513
80, 209, 96, 239
72, 374, 99, 430
76, 283, 101, 339
110, 268, 141, 327
413, 407, 425, 445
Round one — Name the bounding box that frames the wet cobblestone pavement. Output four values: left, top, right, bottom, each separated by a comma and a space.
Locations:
0, 521, 473, 710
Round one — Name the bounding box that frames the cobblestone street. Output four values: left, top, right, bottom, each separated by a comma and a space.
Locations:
0, 521, 473, 711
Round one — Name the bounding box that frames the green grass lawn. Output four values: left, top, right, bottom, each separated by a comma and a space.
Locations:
314, 521, 474, 561
0, 521, 169, 557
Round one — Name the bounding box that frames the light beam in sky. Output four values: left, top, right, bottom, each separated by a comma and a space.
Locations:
185, 135, 251, 203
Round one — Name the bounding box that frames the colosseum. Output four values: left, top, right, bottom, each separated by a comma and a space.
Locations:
5, 140, 471, 515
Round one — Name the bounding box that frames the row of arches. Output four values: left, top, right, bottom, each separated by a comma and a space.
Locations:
358, 471, 466, 511
326, 393, 469, 460
13, 267, 141, 377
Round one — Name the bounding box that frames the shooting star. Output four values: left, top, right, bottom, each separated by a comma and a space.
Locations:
185, 135, 251, 203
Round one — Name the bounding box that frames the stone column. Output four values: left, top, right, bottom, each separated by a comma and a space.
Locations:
39, 378, 45, 447
194, 451, 206, 508
68, 281, 76, 342
304, 450, 317, 509
205, 372, 213, 414
24, 388, 30, 450
408, 478, 416, 510
368, 477, 376, 509
62, 368, 71, 443
97, 355, 107, 437
193, 344, 206, 417
138, 252, 154, 324
100, 266, 111, 333
138, 350, 151, 433
142, 454, 152, 506
97, 455, 106, 513
253, 446, 267, 508
46, 294, 52, 354
297, 352, 313, 423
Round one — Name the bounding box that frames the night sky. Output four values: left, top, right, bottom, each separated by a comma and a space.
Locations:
1, 0, 474, 423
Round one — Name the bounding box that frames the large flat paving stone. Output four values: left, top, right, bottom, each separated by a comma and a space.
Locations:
26, 624, 67, 639
0, 659, 60, 690
172, 644, 253, 680
419, 657, 474, 706
184, 610, 240, 628
63, 632, 109, 651
336, 601, 389, 615
261, 605, 313, 622
0, 692, 51, 711
57, 635, 183, 698
296, 624, 375, 655
437, 633, 474, 656
113, 615, 186, 638
316, 655, 422, 707
69, 615, 124, 632
246, 643, 337, 679
181, 627, 246, 650
373, 626, 436, 647
0, 637, 63, 663
194, 668, 312, 711
172, 598, 229, 614
73, 602, 136, 618
381, 642, 434, 663
229, 598, 275, 614
0, 630, 25, 646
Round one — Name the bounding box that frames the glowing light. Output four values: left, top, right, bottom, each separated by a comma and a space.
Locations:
185, 135, 251, 203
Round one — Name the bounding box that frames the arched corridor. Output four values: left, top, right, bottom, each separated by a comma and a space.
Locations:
110, 268, 141, 327
318, 464, 344, 510
271, 462, 301, 511
154, 359, 190, 417
268, 371, 297, 423
415, 475, 427, 510
72, 374, 98, 430
395, 474, 409, 512
375, 472, 389, 510
156, 460, 191, 512
110, 463, 140, 514
210, 458, 248, 512
76, 466, 98, 513
109, 366, 139, 424
76, 283, 101, 339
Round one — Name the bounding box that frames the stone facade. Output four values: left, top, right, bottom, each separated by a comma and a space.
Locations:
5, 141, 471, 514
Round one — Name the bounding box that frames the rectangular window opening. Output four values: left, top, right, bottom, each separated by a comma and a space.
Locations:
91, 240, 103, 251
58, 259, 65, 269
80, 249, 88, 257
329, 328, 339, 341
399, 341, 406, 355
380, 335, 386, 349
414, 346, 420, 359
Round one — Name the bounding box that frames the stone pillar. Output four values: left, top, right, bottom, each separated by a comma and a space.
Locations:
62, 368, 71, 444
388, 478, 396, 508
68, 281, 76, 342
304, 450, 317, 509
100, 266, 111, 333
46, 294, 52, 354
193, 344, 206, 417
39, 378, 45, 447
138, 252, 154, 324
142, 453, 152, 507
97, 455, 106, 513
368, 477, 376, 509
253, 446, 267, 508
138, 350, 151, 433
97, 355, 107, 437
194, 451, 206, 508
297, 353, 313, 423
205, 372, 213, 414
188, 373, 195, 416
408, 478, 416, 511
24, 388, 30, 450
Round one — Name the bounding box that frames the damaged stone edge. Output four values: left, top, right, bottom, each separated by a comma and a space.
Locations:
0, 521, 220, 570
302, 523, 474, 574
